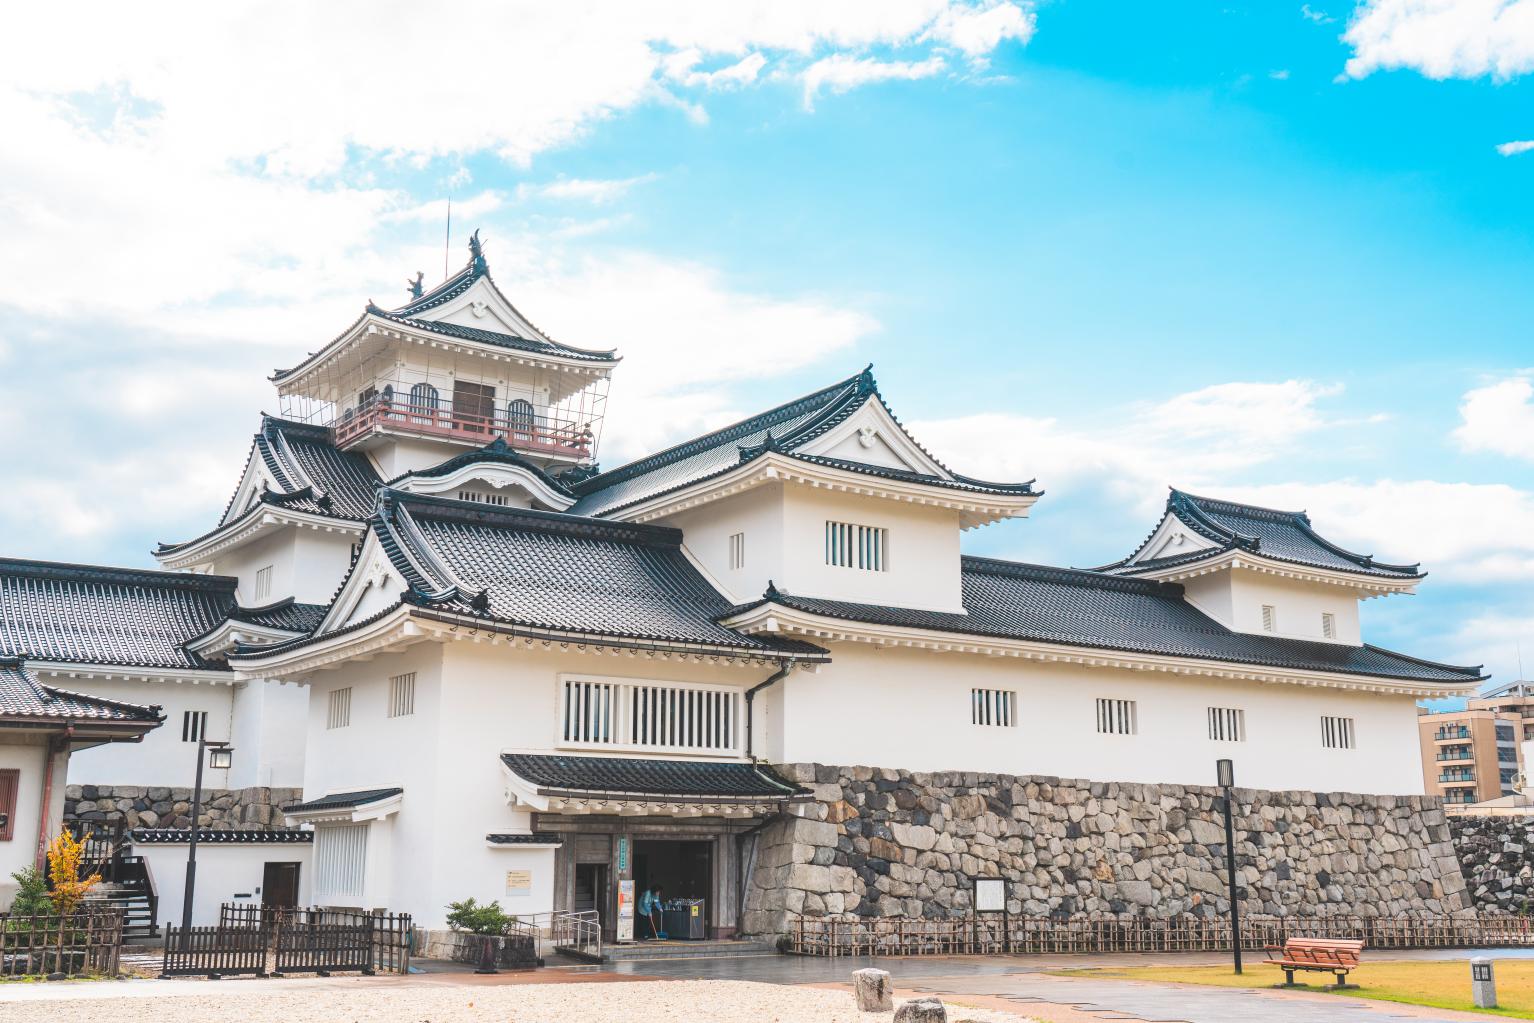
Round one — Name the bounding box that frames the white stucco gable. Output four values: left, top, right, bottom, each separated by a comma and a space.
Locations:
319, 533, 406, 634
1129, 512, 1221, 565
419, 274, 558, 344
797, 398, 946, 476
394, 459, 574, 512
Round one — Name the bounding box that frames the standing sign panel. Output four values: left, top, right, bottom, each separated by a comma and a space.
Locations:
617, 879, 635, 942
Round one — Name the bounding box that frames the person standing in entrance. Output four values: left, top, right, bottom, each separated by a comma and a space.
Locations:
639, 884, 665, 940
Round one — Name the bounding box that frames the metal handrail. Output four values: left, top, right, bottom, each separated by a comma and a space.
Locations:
334, 394, 592, 455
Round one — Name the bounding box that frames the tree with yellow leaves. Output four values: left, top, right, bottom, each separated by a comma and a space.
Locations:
46, 829, 100, 918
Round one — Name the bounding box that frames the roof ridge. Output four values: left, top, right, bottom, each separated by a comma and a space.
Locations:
575, 368, 869, 493
381, 488, 684, 548
1361, 642, 1485, 677
1173, 488, 1308, 523
0, 557, 238, 592
960, 555, 1181, 595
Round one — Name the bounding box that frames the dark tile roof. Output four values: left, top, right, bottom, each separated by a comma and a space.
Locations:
728, 557, 1483, 686
284, 788, 402, 813
388, 436, 575, 498
0, 559, 236, 671
501, 753, 807, 800
158, 417, 382, 556
129, 827, 313, 844
1099, 489, 1422, 581
229, 599, 328, 635
569, 367, 1032, 518
368, 309, 619, 364
486, 832, 564, 846
0, 659, 162, 723
366, 491, 823, 657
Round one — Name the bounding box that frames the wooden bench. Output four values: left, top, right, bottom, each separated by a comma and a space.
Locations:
1264, 937, 1364, 988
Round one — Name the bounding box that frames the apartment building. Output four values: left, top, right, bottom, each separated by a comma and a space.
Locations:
1418, 704, 1524, 805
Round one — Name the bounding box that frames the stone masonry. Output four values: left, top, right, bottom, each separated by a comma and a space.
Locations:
1450, 815, 1534, 914
741, 763, 1471, 938
64, 784, 302, 830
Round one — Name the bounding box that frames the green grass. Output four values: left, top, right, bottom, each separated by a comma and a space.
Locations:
1051, 959, 1534, 1019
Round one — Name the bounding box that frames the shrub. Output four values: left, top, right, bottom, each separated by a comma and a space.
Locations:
7, 866, 52, 918
46, 830, 100, 917
445, 897, 513, 935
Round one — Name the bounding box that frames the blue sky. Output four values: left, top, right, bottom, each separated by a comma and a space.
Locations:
2, 0, 1532, 692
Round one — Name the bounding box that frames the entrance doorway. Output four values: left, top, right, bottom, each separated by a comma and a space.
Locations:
261, 862, 300, 909
633, 839, 713, 938
574, 862, 608, 917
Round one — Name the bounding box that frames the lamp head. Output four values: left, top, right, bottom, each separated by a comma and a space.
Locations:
1216, 758, 1235, 789
208, 743, 234, 771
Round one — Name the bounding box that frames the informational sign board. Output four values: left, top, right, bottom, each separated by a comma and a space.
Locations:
504, 870, 533, 897
618, 836, 629, 871
974, 877, 1006, 913
617, 879, 635, 942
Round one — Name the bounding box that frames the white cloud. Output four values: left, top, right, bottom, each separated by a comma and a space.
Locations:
1498, 138, 1534, 155
516, 175, 658, 204
802, 56, 947, 109
924, 0, 1037, 58
1302, 4, 1337, 23
1270, 69, 1293, 79
665, 51, 770, 89
1452, 375, 1534, 459
1342, 0, 1534, 81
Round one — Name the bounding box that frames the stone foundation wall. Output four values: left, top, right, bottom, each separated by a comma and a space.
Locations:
1450, 815, 1534, 914
741, 764, 1471, 938
64, 784, 302, 830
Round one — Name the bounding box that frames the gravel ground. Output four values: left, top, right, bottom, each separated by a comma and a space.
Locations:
0, 978, 1040, 1023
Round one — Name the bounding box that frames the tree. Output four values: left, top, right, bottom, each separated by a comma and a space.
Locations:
46, 830, 100, 918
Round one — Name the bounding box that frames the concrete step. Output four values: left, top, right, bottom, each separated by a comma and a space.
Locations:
601, 939, 779, 961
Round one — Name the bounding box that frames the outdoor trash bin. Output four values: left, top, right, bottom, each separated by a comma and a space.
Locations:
661, 900, 706, 939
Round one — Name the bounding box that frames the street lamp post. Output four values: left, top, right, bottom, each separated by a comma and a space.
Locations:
1216, 758, 1242, 975
180, 739, 232, 945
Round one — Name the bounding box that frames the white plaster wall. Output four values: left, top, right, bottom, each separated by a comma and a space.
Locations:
1182, 570, 1362, 645
139, 842, 312, 927
213, 527, 356, 607
228, 680, 308, 789
667, 485, 785, 606
774, 643, 1425, 794
57, 677, 234, 789
0, 741, 49, 907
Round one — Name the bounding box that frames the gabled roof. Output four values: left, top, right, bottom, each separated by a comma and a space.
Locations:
365, 307, 619, 364
365, 491, 822, 656
501, 753, 807, 801
0, 659, 163, 726
157, 416, 381, 558
724, 557, 1483, 687
1098, 489, 1423, 582
228, 598, 328, 635
284, 787, 402, 813
569, 367, 1034, 518
388, 436, 575, 497
0, 559, 236, 671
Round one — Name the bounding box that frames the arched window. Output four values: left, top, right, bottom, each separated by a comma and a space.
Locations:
506, 398, 536, 439
408, 382, 438, 411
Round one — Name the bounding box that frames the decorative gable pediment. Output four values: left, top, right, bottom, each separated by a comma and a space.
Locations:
394, 459, 574, 512
419, 275, 555, 344
318, 533, 404, 635
1130, 513, 1221, 565
797, 399, 946, 477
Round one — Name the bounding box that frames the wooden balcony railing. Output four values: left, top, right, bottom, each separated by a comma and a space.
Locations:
333, 396, 592, 458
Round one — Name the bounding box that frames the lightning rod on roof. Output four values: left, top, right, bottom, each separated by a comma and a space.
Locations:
444, 195, 452, 279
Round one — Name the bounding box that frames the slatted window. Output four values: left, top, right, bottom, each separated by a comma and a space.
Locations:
1321, 612, 1336, 640
1207, 706, 1245, 742
0, 769, 18, 841
388, 673, 416, 718
729, 532, 746, 570
1096, 698, 1137, 735
971, 688, 1016, 727
182, 710, 207, 743
327, 687, 352, 730
825, 521, 888, 571
560, 678, 741, 755
314, 824, 368, 897
1321, 715, 1356, 750
1261, 605, 1276, 632
458, 489, 510, 506
253, 565, 273, 602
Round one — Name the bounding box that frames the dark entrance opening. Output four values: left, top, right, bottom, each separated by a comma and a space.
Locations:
633, 839, 712, 939
261, 862, 300, 909
574, 862, 608, 917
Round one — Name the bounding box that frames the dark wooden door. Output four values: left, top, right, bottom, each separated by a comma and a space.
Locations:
262, 862, 301, 908
452, 381, 497, 432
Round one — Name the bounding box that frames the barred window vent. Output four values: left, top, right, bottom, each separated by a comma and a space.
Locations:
1261, 605, 1276, 632
1207, 706, 1245, 742
1321, 612, 1337, 639
825, 520, 888, 572
389, 672, 416, 718
458, 489, 510, 506
729, 532, 746, 571
561, 678, 740, 754
327, 687, 352, 730
1096, 698, 1137, 735
182, 710, 208, 743
971, 688, 1017, 727
1321, 715, 1355, 750
254, 565, 274, 602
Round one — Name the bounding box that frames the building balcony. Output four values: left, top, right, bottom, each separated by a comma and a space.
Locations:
1439, 777, 1478, 788
1434, 727, 1472, 742
334, 393, 593, 462
1439, 773, 1476, 784
1436, 749, 1473, 761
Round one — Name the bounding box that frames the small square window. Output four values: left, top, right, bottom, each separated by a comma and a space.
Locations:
253, 565, 274, 603
1321, 715, 1355, 749
1261, 605, 1276, 632
182, 710, 208, 743
1321, 612, 1336, 639
1207, 707, 1245, 742
971, 688, 1017, 727
389, 673, 415, 718
1096, 698, 1137, 735
327, 687, 352, 730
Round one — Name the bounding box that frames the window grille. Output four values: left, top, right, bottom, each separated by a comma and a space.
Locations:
254, 565, 273, 603
1207, 706, 1245, 742
729, 532, 745, 571
1321, 612, 1336, 639
971, 688, 1016, 727
1321, 715, 1355, 749
825, 521, 888, 571
182, 710, 207, 743
457, 489, 509, 506
389, 672, 416, 718
1096, 698, 1137, 735
506, 398, 536, 436
1261, 605, 1276, 632
314, 824, 368, 897
327, 687, 352, 730
408, 382, 439, 411
0, 769, 19, 841
560, 678, 741, 754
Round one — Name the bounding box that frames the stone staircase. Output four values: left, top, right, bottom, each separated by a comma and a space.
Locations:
600, 938, 779, 961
